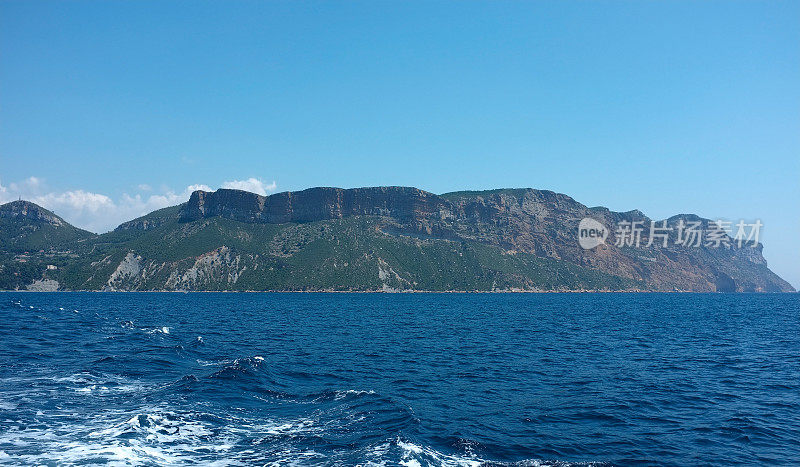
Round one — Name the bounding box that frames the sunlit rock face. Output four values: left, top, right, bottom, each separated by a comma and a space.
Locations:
0, 200, 65, 226
1, 188, 795, 292
179, 187, 452, 225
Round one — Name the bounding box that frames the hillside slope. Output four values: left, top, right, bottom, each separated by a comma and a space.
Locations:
0, 187, 793, 292
0, 201, 96, 289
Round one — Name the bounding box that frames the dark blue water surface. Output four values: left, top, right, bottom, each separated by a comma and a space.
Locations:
0, 293, 798, 466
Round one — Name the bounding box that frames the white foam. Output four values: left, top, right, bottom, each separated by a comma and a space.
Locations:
334, 389, 377, 400
53, 373, 148, 395
0, 372, 600, 466
0, 408, 241, 466
89, 412, 214, 443
197, 359, 230, 366
262, 417, 320, 437
0, 416, 594, 466
394, 438, 599, 467
397, 439, 483, 467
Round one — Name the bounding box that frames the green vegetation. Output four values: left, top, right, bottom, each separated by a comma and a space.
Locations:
0, 217, 94, 254
440, 188, 537, 200
14, 188, 790, 292
0, 199, 641, 291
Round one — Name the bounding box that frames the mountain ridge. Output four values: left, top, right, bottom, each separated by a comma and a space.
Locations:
1, 200, 67, 227
0, 186, 794, 292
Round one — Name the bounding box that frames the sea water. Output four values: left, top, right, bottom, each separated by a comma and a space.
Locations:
0, 292, 798, 465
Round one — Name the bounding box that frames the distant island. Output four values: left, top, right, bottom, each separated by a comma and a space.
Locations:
0, 187, 794, 292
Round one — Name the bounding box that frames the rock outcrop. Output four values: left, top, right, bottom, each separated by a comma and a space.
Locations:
175, 187, 794, 292
1, 188, 795, 292
0, 200, 65, 226
180, 187, 452, 228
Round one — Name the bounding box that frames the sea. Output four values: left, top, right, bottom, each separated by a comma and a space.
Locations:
0, 292, 798, 466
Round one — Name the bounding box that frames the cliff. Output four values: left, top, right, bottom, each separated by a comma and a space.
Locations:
0, 200, 66, 227
0, 188, 794, 292
0, 200, 96, 289
179, 187, 451, 227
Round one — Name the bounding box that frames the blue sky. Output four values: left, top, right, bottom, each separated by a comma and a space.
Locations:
1, 1, 798, 287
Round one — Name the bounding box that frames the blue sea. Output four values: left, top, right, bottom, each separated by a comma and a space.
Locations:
0, 293, 798, 466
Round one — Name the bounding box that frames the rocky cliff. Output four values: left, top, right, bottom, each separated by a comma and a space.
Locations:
173, 187, 793, 292
0, 188, 794, 292
179, 187, 451, 227
0, 200, 95, 289
0, 200, 66, 226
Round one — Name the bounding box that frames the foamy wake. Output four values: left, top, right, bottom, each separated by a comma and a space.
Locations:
0, 365, 599, 466
55, 372, 148, 395
365, 438, 602, 467
1, 408, 237, 466
335, 389, 377, 400
0, 406, 600, 466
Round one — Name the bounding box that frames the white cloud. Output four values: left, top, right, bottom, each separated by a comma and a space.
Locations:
220, 178, 277, 196
0, 176, 277, 233
186, 183, 213, 193
33, 190, 115, 213
8, 176, 42, 193
137, 184, 152, 192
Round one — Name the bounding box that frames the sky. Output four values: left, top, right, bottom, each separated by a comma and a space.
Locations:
1, 1, 798, 287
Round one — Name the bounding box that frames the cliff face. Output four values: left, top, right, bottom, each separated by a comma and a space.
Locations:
0, 200, 96, 290
0, 200, 65, 226
115, 205, 182, 232
175, 187, 793, 293
180, 187, 452, 227
441, 190, 789, 292
1, 188, 794, 292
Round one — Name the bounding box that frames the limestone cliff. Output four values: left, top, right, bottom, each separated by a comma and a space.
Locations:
173, 187, 793, 292
0, 188, 795, 292
0, 200, 66, 226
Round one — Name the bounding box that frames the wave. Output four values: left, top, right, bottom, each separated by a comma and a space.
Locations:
0, 402, 17, 411
209, 355, 267, 380
0, 365, 602, 466
52, 372, 148, 395
0, 408, 237, 466
310, 388, 378, 402
1, 416, 599, 466
365, 438, 606, 467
